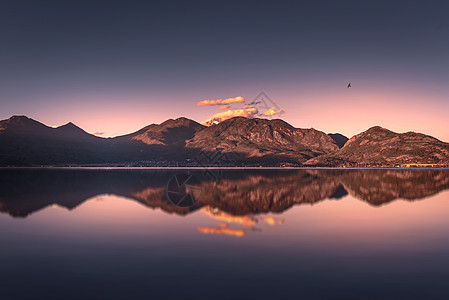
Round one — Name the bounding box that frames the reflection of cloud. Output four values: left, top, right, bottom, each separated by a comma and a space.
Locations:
202, 206, 257, 228
197, 96, 245, 106
263, 216, 284, 226
219, 105, 230, 110
197, 223, 245, 237
263, 107, 285, 117
198, 209, 286, 238
202, 108, 258, 126
243, 105, 254, 109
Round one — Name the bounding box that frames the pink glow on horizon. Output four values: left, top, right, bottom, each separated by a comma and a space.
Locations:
2, 86, 447, 142
285, 88, 449, 142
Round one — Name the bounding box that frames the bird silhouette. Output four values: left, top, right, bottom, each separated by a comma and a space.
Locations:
347, 83, 351, 88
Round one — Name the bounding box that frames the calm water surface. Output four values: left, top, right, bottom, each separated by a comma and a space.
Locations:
0, 169, 448, 299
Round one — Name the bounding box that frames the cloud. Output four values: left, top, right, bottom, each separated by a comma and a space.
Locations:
263, 216, 284, 226
197, 224, 245, 237
197, 96, 245, 106
263, 107, 285, 117
218, 105, 230, 110
202, 107, 258, 126
91, 132, 105, 135
202, 207, 257, 228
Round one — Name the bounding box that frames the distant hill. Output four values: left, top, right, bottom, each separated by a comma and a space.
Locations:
114, 117, 205, 147
0, 116, 109, 165
306, 126, 449, 167
328, 133, 349, 148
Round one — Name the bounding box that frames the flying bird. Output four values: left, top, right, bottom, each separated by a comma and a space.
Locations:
347, 83, 351, 88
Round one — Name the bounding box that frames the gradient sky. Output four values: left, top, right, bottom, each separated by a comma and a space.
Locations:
1, 0, 448, 140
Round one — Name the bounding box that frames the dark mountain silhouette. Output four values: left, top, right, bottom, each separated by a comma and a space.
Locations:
54, 122, 97, 140
0, 115, 448, 166
0, 115, 50, 134
107, 117, 207, 163
0, 116, 96, 140
306, 126, 449, 167
0, 116, 110, 165
328, 133, 349, 148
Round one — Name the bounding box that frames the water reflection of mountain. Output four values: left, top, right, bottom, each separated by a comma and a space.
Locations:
0, 169, 448, 218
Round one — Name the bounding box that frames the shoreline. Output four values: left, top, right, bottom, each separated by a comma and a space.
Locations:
1, 166, 449, 170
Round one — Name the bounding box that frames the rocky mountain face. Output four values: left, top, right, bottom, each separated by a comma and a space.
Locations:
305, 126, 449, 167
186, 117, 339, 163
115, 117, 205, 147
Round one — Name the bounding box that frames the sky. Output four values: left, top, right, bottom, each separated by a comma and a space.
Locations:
0, 0, 448, 140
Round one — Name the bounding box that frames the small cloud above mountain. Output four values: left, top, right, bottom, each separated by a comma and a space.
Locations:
197, 93, 286, 126
197, 96, 245, 106
263, 107, 285, 117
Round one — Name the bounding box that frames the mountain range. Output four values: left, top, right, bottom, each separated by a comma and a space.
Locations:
0, 115, 448, 167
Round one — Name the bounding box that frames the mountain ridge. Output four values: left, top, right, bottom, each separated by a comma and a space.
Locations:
185, 116, 339, 163
0, 115, 448, 167
305, 126, 449, 167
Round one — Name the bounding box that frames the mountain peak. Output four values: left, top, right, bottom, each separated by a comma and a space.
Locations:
123, 117, 205, 147
214, 116, 293, 130
55, 122, 94, 139
160, 117, 203, 129
306, 125, 449, 167
186, 116, 339, 162
365, 126, 392, 134
59, 122, 79, 129
7, 115, 36, 124
9, 115, 29, 120
0, 115, 49, 132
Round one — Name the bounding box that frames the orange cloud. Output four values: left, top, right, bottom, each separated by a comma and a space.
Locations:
219, 105, 230, 110
202, 107, 258, 126
91, 131, 105, 136
263, 107, 285, 117
197, 224, 245, 237
202, 207, 257, 228
197, 96, 245, 106
263, 216, 285, 226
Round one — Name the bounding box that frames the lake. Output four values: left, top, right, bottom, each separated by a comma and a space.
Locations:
0, 168, 448, 299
